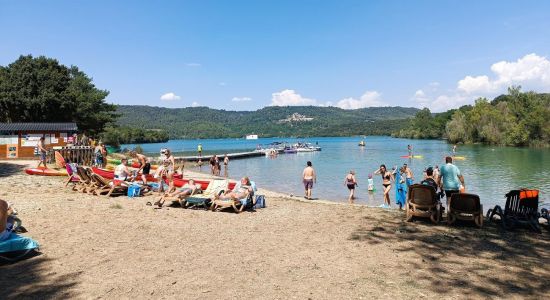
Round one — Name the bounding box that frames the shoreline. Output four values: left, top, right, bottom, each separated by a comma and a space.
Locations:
1, 159, 549, 299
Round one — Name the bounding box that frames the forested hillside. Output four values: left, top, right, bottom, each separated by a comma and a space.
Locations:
116, 105, 419, 138
393, 87, 550, 147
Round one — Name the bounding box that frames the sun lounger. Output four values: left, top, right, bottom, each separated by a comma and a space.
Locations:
211, 181, 257, 213
405, 184, 440, 224
75, 166, 96, 193
89, 173, 128, 197
182, 179, 229, 209
64, 163, 80, 190
447, 193, 483, 228
486, 189, 541, 233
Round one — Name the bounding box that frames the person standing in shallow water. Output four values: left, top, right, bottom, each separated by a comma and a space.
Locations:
344, 170, 357, 203
302, 161, 316, 200
373, 164, 394, 208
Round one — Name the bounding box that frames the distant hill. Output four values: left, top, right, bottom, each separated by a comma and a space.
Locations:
115, 105, 420, 139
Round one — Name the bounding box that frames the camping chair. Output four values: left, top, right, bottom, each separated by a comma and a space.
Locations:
183, 179, 229, 209
89, 173, 128, 197
64, 163, 80, 190
448, 193, 483, 228
486, 189, 541, 233
211, 181, 257, 213
405, 184, 440, 224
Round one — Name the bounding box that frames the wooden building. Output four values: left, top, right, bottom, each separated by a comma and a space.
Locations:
0, 123, 78, 159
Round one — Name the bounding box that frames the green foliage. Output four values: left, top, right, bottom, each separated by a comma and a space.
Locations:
399, 87, 550, 147
115, 105, 420, 138
393, 108, 454, 139
0, 55, 117, 134
101, 126, 169, 146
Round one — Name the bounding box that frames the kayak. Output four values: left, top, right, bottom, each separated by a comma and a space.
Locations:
400, 155, 423, 159
107, 159, 158, 170
25, 167, 67, 176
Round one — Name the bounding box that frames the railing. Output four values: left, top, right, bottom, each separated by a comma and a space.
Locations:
51, 146, 94, 166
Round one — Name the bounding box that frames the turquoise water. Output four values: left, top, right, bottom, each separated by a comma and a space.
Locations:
123, 136, 550, 210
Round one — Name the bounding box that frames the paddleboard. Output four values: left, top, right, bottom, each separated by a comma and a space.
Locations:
400, 155, 423, 158
453, 156, 466, 160
25, 167, 67, 176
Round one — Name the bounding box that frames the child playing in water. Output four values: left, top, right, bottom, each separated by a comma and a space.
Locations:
367, 174, 374, 191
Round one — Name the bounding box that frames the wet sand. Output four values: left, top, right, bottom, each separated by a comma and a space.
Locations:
1, 160, 549, 299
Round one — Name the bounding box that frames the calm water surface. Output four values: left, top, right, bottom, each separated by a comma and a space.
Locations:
123, 136, 550, 210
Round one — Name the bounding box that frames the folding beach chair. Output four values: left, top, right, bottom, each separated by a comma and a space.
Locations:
486, 189, 541, 233
405, 184, 440, 224
448, 193, 483, 228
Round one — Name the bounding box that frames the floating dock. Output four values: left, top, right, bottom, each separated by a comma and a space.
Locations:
175, 151, 264, 162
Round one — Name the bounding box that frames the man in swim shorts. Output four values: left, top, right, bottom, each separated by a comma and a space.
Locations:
302, 161, 316, 200
437, 156, 465, 206
37, 136, 48, 169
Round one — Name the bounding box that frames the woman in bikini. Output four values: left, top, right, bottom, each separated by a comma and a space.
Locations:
373, 164, 394, 208
344, 170, 357, 203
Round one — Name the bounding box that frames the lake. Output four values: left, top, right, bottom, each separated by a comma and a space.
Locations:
122, 136, 550, 210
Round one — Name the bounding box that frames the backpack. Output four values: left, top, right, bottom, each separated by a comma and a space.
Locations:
254, 195, 266, 209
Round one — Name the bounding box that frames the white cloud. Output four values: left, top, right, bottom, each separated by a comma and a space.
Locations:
232, 97, 252, 102
191, 101, 199, 107
412, 53, 550, 112
336, 91, 387, 109
271, 89, 317, 106
186, 63, 201, 67
458, 53, 550, 94
270, 89, 386, 108
160, 92, 181, 101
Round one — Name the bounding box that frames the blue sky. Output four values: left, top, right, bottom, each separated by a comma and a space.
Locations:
1, 0, 550, 111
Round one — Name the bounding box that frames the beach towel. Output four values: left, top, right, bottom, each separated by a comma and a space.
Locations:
395, 172, 407, 207
0, 232, 40, 263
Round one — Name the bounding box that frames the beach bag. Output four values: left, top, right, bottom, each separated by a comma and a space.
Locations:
254, 195, 266, 209
128, 184, 141, 198
0, 232, 40, 263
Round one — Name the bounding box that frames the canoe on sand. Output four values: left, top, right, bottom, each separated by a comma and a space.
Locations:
25, 167, 67, 176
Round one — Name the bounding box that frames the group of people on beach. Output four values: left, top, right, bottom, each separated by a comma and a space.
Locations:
300, 143, 465, 209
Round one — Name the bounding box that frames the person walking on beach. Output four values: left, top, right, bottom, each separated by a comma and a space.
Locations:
373, 164, 394, 208
214, 155, 221, 176
344, 170, 357, 203
302, 161, 316, 200
197, 158, 203, 171
37, 137, 48, 169
437, 156, 465, 206
223, 154, 229, 177
197, 144, 202, 157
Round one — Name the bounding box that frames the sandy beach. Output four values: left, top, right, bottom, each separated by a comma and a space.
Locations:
1, 160, 549, 299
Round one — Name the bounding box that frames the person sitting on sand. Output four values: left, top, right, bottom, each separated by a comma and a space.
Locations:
155, 179, 202, 207
215, 177, 253, 201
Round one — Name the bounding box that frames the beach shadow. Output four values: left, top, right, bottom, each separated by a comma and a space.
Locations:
350, 211, 550, 298
0, 255, 80, 298
0, 162, 26, 178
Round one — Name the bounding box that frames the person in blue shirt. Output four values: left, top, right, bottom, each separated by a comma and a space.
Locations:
437, 156, 465, 205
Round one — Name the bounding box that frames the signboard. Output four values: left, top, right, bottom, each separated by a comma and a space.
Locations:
22, 134, 42, 147
0, 135, 18, 145
7, 144, 18, 158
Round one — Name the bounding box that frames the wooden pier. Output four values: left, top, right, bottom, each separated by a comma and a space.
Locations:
174, 151, 264, 162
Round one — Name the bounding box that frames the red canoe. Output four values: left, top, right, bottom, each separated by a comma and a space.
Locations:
25, 167, 67, 176
90, 167, 234, 190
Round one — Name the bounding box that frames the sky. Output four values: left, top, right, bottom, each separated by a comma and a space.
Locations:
1, 0, 550, 112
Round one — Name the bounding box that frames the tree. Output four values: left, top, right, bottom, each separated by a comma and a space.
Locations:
0, 55, 117, 134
